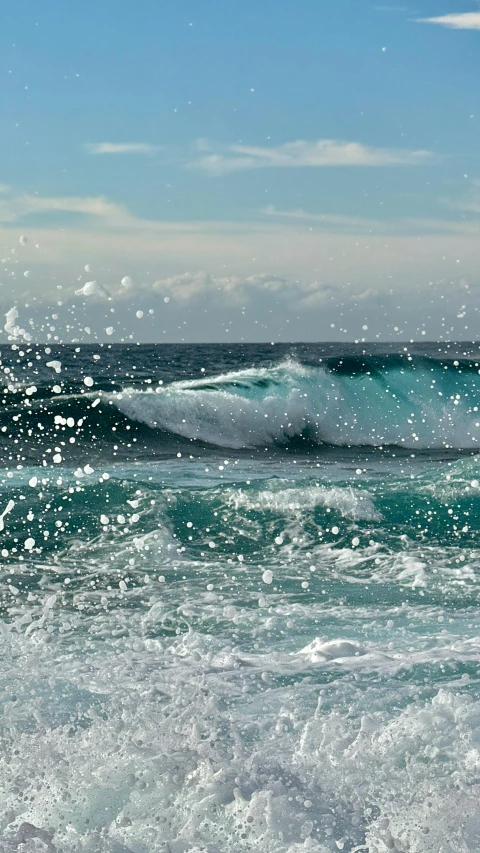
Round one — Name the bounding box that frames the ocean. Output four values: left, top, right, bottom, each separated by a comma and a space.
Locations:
0, 341, 479, 853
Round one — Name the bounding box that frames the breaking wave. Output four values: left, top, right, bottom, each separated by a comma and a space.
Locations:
108, 356, 480, 449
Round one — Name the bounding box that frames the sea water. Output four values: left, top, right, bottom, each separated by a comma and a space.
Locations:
0, 342, 479, 853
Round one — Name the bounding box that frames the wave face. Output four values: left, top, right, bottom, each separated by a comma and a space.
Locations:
108, 356, 480, 449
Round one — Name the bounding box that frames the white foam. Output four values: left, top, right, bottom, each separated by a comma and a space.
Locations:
0, 508, 478, 853
0, 456, 478, 851
227, 483, 381, 521
75, 280, 110, 299
298, 637, 367, 662
0, 615, 477, 853
4, 307, 31, 342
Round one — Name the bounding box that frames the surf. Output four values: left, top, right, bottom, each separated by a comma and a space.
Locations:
107, 356, 480, 450
1, 352, 480, 454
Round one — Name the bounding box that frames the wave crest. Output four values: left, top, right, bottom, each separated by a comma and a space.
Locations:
107, 358, 480, 450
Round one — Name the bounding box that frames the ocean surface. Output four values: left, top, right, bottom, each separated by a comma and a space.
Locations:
0, 341, 479, 853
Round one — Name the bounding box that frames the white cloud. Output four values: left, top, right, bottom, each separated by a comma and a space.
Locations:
419, 12, 480, 30
86, 142, 159, 155
1, 185, 480, 342
261, 204, 480, 235
261, 205, 393, 233
0, 190, 131, 225
191, 138, 434, 175
151, 271, 298, 302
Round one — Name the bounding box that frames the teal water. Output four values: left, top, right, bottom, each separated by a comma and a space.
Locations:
0, 343, 479, 852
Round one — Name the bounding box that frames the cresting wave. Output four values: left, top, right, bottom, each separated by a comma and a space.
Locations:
107, 357, 480, 450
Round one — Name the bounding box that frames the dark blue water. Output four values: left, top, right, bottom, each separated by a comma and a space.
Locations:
0, 343, 479, 852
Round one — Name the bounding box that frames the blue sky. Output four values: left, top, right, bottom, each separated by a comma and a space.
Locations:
1, 0, 480, 341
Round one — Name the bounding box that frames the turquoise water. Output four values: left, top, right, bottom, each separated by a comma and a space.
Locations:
0, 343, 479, 852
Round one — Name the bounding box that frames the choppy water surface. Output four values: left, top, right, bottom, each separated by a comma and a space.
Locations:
0, 342, 479, 852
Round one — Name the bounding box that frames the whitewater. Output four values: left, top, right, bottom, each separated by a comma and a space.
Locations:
0, 342, 479, 853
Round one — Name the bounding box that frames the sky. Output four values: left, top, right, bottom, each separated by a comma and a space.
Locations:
0, 0, 479, 343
